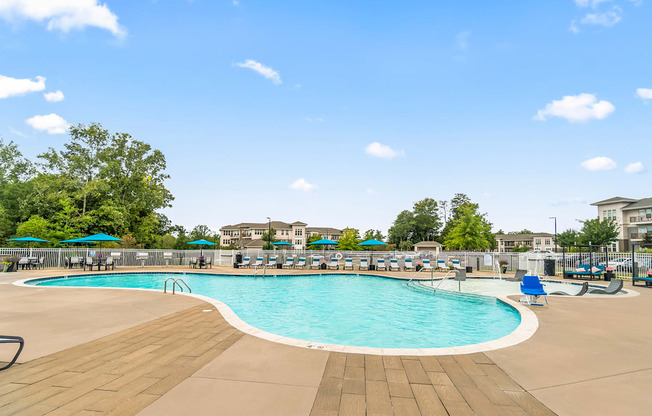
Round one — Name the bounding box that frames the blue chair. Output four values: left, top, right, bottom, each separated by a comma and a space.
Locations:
520, 275, 548, 305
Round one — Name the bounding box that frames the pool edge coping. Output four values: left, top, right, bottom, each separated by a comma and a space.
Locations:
14, 273, 540, 356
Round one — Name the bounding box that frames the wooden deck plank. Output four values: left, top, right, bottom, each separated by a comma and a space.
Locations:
365, 380, 393, 415
365, 355, 386, 381
411, 384, 448, 416
391, 396, 422, 416
401, 358, 431, 384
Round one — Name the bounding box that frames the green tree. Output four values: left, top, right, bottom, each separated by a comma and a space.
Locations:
307, 233, 323, 246
14, 215, 53, 245
508, 229, 533, 235
398, 241, 413, 251
388, 210, 414, 246
578, 218, 619, 247
337, 228, 361, 250
261, 227, 277, 250
412, 198, 441, 242
153, 234, 177, 249
642, 232, 652, 247
511, 244, 530, 253
444, 205, 491, 250
556, 229, 579, 248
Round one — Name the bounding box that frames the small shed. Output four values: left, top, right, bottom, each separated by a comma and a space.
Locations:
414, 241, 442, 255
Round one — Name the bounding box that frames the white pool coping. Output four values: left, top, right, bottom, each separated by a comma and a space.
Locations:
15, 273, 544, 356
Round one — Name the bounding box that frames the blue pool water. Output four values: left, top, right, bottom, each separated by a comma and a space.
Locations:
30, 273, 521, 349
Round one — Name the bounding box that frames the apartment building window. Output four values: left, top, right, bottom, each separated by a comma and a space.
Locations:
545, 239, 551, 245
294, 239, 303, 245
535, 239, 541, 245
640, 209, 652, 219
254, 229, 263, 236
295, 229, 303, 236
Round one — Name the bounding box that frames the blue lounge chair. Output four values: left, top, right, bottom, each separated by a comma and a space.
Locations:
563, 264, 604, 280
520, 275, 548, 305
436, 259, 446, 270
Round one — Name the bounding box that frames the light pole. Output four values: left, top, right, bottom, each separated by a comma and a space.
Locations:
549, 217, 557, 252
266, 217, 271, 250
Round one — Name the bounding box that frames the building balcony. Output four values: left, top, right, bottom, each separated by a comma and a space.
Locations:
629, 216, 652, 224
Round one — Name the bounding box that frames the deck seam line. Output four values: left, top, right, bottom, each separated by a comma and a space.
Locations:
529, 367, 652, 391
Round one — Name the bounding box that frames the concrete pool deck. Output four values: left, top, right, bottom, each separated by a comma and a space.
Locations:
1, 266, 651, 415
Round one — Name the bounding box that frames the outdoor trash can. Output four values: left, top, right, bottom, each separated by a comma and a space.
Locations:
277, 263, 283, 269
465, 266, 472, 273
543, 259, 555, 276
320, 263, 327, 270
604, 271, 614, 281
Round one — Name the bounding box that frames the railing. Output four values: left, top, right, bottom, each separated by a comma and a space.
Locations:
163, 278, 191, 295
630, 216, 652, 223
630, 233, 648, 240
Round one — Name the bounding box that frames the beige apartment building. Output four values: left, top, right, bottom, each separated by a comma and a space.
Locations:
220, 221, 342, 250
495, 233, 555, 253
591, 196, 652, 251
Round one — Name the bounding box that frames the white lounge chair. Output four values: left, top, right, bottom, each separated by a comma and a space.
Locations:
204, 257, 212, 268
163, 252, 173, 267
389, 259, 400, 271
136, 252, 149, 268
240, 256, 251, 268
422, 260, 434, 271
189, 257, 198, 268
106, 256, 115, 270
283, 257, 295, 268
359, 258, 369, 270
404, 258, 415, 271
451, 259, 463, 269
296, 257, 306, 268
309, 258, 321, 269
252, 257, 264, 268
266, 257, 277, 268
328, 258, 339, 270
436, 259, 447, 270
343, 258, 354, 270
377, 259, 387, 271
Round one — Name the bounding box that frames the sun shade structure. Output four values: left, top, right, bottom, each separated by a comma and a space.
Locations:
187, 239, 217, 256
357, 239, 388, 247
272, 241, 293, 246
7, 237, 49, 243
78, 233, 122, 243
309, 239, 339, 246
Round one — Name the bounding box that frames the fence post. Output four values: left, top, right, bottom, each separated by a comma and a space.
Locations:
57, 248, 61, 268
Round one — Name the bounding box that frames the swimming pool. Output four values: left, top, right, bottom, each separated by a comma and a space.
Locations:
26, 273, 526, 352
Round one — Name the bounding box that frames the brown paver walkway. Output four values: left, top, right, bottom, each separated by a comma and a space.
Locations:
310, 352, 555, 416
0, 302, 243, 416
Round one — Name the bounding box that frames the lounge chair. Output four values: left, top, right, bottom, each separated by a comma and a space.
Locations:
36, 257, 45, 269
240, 257, 251, 268
359, 259, 369, 270
189, 257, 198, 268
252, 257, 264, 268
404, 258, 415, 271
328, 258, 339, 270
564, 264, 604, 280
266, 257, 277, 268
296, 258, 306, 269
520, 275, 548, 305
587, 279, 623, 295
136, 252, 148, 268
377, 259, 387, 271
309, 258, 321, 269
436, 259, 446, 270
283, 257, 294, 268
389, 259, 400, 271
506, 269, 527, 282
451, 259, 463, 269
110, 252, 122, 263
0, 335, 24, 371
343, 258, 354, 270
550, 282, 589, 296
422, 260, 434, 271
204, 257, 213, 268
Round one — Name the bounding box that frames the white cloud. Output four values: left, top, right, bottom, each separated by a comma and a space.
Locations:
534, 93, 615, 122
580, 156, 617, 171
580, 7, 622, 27
0, 0, 126, 38
574, 0, 613, 8
304, 117, 324, 122
44, 90, 64, 102
636, 88, 652, 100
569, 20, 580, 33
236, 59, 282, 85
625, 162, 644, 173
25, 113, 69, 134
365, 142, 404, 159
0, 74, 45, 98
289, 178, 316, 192
456, 31, 471, 50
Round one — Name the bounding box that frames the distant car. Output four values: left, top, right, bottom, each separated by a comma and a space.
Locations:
529, 250, 554, 254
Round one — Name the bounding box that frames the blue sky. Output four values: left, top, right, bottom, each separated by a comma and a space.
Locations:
0, 0, 651, 236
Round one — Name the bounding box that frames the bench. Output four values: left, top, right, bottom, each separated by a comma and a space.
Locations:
563, 264, 605, 280
633, 275, 652, 287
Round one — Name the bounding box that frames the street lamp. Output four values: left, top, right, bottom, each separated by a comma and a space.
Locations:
549, 217, 557, 253
266, 217, 271, 250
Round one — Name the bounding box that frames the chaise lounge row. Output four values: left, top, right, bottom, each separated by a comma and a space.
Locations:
237, 257, 458, 272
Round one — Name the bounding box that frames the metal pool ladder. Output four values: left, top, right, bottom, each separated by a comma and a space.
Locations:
164, 277, 191, 295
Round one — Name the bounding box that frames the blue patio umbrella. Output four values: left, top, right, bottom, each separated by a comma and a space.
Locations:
309, 239, 339, 246
187, 239, 216, 256
7, 237, 49, 256
357, 239, 388, 270
78, 233, 123, 255
272, 241, 293, 247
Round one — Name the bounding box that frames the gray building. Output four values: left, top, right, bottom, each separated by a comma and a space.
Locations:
591, 196, 652, 251
495, 233, 555, 253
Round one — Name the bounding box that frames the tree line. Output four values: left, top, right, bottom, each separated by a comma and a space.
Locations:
0, 123, 217, 249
